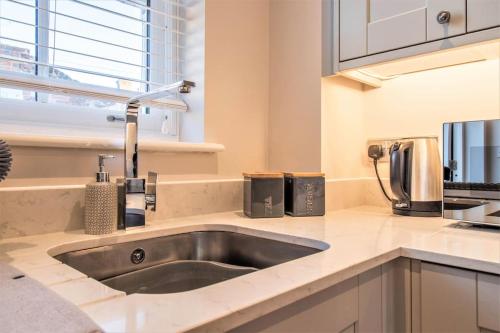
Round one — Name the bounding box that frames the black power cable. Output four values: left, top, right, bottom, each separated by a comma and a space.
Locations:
368, 144, 392, 203
373, 158, 392, 202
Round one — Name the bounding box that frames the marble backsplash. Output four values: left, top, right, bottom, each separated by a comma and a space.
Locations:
0, 178, 387, 239
0, 180, 243, 239
0, 186, 85, 238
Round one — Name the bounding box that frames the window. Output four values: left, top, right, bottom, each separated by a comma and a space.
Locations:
0, 0, 186, 140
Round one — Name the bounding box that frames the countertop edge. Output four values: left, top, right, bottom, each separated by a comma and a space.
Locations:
400, 247, 500, 275
188, 249, 403, 333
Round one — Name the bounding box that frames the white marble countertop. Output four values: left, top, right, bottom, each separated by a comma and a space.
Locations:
0, 206, 499, 333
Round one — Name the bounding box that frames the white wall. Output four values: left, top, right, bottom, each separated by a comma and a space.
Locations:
321, 76, 368, 179
204, 0, 269, 176
323, 58, 500, 179
268, 0, 322, 172
363, 59, 500, 178
364, 60, 499, 140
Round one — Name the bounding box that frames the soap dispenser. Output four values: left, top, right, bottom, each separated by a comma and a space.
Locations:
84, 154, 117, 235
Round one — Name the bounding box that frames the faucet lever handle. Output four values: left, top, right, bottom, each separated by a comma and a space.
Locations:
145, 171, 158, 211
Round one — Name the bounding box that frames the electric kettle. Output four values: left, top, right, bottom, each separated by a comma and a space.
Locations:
390, 137, 442, 217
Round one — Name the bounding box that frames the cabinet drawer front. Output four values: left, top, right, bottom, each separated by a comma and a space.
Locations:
467, 0, 500, 32
367, 8, 426, 55
427, 0, 466, 41
478, 273, 500, 332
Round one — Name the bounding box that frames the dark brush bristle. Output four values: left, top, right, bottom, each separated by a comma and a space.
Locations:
0, 140, 12, 181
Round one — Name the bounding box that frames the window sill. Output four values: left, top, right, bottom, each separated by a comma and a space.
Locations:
2, 131, 225, 153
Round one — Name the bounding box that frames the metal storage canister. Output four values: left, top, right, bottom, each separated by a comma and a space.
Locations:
284, 172, 325, 217
243, 172, 284, 218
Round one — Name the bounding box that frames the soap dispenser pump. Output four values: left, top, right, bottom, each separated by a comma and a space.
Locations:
84, 154, 117, 235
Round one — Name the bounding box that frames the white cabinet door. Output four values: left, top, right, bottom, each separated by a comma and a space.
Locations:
339, 0, 367, 61
468, 0, 500, 32
367, 0, 427, 54
427, 0, 466, 41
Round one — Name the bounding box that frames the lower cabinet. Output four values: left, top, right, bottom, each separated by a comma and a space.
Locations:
359, 258, 412, 333
230, 258, 412, 333
231, 259, 500, 333
413, 261, 479, 333
231, 276, 358, 333
413, 261, 500, 333
477, 273, 500, 333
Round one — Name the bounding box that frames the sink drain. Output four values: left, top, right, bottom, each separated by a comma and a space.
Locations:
131, 248, 145, 264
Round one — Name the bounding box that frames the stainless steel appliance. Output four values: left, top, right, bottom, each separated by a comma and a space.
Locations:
390, 137, 442, 217
443, 119, 500, 227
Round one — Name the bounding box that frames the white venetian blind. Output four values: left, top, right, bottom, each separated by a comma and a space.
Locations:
0, 0, 187, 111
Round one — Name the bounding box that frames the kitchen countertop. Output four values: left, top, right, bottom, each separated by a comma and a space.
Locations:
0, 206, 499, 332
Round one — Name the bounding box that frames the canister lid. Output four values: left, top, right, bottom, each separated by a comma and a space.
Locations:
284, 172, 325, 178
242, 172, 284, 178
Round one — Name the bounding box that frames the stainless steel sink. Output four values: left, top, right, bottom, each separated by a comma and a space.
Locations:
55, 231, 327, 294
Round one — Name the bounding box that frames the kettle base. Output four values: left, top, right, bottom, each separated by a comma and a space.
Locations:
392, 200, 442, 217
392, 208, 442, 217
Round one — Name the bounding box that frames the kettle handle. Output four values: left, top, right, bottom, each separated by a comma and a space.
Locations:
390, 142, 412, 205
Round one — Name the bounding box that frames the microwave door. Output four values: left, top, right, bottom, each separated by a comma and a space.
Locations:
443, 119, 500, 227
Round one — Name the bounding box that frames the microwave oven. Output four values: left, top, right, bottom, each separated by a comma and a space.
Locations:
443, 119, 500, 227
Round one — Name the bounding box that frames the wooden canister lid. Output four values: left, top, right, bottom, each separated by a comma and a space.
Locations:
284, 172, 325, 178
242, 172, 284, 178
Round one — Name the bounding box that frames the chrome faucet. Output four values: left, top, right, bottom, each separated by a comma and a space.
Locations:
118, 80, 195, 229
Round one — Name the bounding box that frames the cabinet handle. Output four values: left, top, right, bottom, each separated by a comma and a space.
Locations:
436, 11, 451, 24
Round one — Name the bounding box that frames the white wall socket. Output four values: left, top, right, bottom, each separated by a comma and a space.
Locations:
366, 138, 401, 163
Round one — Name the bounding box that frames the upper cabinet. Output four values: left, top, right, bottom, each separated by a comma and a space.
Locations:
427, 0, 466, 41
327, 0, 500, 78
367, 0, 428, 55
340, 0, 468, 60
467, 0, 500, 32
